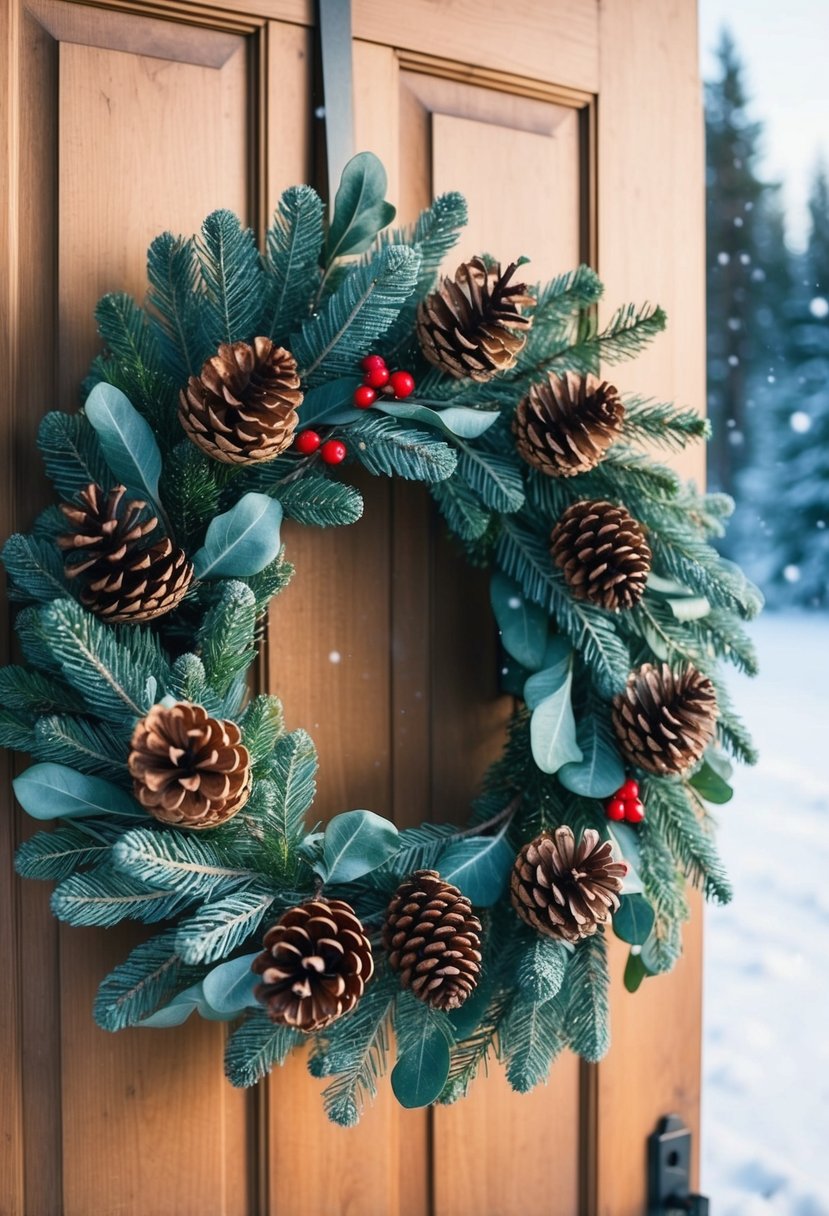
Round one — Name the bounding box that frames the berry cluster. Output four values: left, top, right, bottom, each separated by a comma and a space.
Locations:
605, 779, 645, 824
354, 353, 415, 408
293, 430, 346, 464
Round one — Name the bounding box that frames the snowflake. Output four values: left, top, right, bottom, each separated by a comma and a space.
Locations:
717, 252, 730, 266
790, 411, 811, 434
728, 355, 740, 367
739, 253, 751, 265
783, 565, 801, 583
328, 650, 341, 664
507, 596, 522, 610
809, 296, 829, 319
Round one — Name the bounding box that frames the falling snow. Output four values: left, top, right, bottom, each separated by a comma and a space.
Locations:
789, 412, 812, 434
809, 296, 829, 319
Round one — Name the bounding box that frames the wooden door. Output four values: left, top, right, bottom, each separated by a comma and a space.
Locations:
0, 2, 705, 1213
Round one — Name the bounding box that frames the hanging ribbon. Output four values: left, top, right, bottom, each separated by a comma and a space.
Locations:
318, 0, 355, 206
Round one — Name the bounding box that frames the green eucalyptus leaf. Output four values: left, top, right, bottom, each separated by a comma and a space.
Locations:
606, 821, 644, 894
326, 152, 396, 261
439, 827, 513, 906
490, 572, 548, 670
623, 949, 649, 993
667, 595, 711, 621
319, 809, 400, 883
13, 763, 141, 821
557, 715, 625, 798
201, 951, 260, 1015
301, 377, 363, 426
192, 493, 283, 579
376, 401, 499, 440
612, 893, 655, 946
84, 383, 162, 506
688, 760, 733, 804
138, 983, 206, 1028
525, 649, 581, 775
391, 1010, 451, 1109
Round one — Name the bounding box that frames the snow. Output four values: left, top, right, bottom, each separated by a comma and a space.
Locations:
702, 613, 829, 1214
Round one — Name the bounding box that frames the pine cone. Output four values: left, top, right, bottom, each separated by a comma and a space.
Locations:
58, 483, 157, 573
252, 898, 374, 1032
180, 337, 303, 465
128, 702, 251, 828
416, 258, 533, 382
612, 662, 718, 777
510, 826, 627, 943
383, 870, 482, 1011
551, 498, 652, 611
59, 484, 193, 623
513, 371, 624, 477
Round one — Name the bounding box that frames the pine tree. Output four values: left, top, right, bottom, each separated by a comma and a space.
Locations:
705, 29, 781, 502
758, 164, 829, 604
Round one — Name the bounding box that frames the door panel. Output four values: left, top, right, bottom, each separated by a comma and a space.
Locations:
1, 3, 705, 1213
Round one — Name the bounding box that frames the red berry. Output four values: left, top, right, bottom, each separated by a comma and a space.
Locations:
364, 365, 390, 389
353, 385, 377, 409
320, 439, 347, 465
361, 354, 386, 373
389, 370, 415, 399
620, 778, 640, 801
625, 800, 646, 824
606, 797, 626, 822
294, 430, 321, 455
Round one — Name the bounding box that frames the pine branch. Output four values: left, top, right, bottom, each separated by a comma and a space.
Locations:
94, 929, 205, 1031
197, 210, 264, 347
40, 599, 168, 721
642, 776, 732, 903
174, 889, 275, 965
2, 533, 72, 604
621, 395, 710, 449
197, 580, 257, 698
500, 992, 565, 1093
563, 932, 610, 1062
240, 695, 284, 769
265, 729, 318, 848
455, 444, 525, 512
159, 442, 222, 551
146, 231, 208, 381
430, 475, 492, 542
276, 474, 364, 528
0, 666, 84, 715
52, 863, 195, 927
313, 971, 397, 1127
225, 1008, 302, 1087
31, 715, 132, 779
349, 416, 457, 482
293, 245, 421, 383
15, 821, 117, 881
260, 185, 324, 341
37, 412, 110, 500
112, 828, 261, 899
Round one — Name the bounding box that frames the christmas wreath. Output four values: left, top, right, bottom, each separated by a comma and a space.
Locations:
1, 154, 760, 1125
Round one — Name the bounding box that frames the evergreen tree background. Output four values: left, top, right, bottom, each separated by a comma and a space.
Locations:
705, 30, 829, 604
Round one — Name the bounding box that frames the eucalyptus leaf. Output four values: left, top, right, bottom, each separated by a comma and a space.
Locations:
623, 949, 649, 993
201, 951, 260, 1015
300, 377, 363, 426
667, 595, 711, 621
689, 760, 734, 804
13, 763, 141, 821
376, 401, 499, 440
440, 827, 513, 906
557, 715, 625, 798
319, 809, 399, 883
138, 983, 206, 1028
523, 644, 572, 711
84, 383, 162, 506
326, 152, 396, 262
192, 493, 283, 579
490, 572, 548, 670
525, 651, 582, 775
612, 893, 655, 946
391, 1011, 451, 1109
646, 573, 695, 597
606, 821, 644, 894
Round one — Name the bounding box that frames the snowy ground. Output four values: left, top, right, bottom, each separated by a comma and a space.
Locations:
702, 613, 829, 1214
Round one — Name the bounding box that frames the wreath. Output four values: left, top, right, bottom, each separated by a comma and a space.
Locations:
1, 153, 760, 1124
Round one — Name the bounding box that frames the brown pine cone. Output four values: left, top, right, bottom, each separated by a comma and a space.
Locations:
416, 257, 533, 382
551, 498, 652, 611
58, 483, 157, 574
612, 662, 718, 777
513, 371, 624, 477
252, 898, 374, 1032
128, 701, 251, 829
79, 536, 193, 623
180, 337, 303, 465
383, 870, 482, 1011
510, 826, 627, 943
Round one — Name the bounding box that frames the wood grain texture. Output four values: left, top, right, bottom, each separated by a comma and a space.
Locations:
594, 1, 706, 1211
